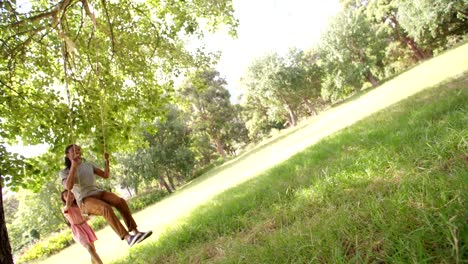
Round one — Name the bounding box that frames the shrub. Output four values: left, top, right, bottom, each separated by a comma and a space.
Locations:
88, 216, 107, 231
17, 230, 73, 263
191, 158, 226, 179
128, 190, 168, 212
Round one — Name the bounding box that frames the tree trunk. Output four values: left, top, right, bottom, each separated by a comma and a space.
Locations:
280, 96, 297, 126
226, 144, 236, 156
126, 186, 133, 197
159, 177, 173, 193
366, 72, 380, 87
166, 172, 176, 191
0, 175, 14, 264
211, 134, 227, 158
402, 35, 432, 60
303, 98, 317, 116
176, 175, 184, 185
388, 15, 431, 61
287, 106, 297, 126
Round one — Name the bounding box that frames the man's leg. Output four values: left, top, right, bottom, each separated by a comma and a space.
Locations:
80, 196, 129, 240
95, 191, 152, 246
98, 191, 138, 232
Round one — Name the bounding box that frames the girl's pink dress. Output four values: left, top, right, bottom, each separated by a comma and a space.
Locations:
64, 206, 98, 246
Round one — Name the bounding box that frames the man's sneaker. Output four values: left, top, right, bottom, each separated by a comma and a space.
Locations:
128, 233, 143, 247
135, 231, 153, 244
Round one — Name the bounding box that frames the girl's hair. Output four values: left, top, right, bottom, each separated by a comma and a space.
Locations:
60, 190, 78, 206
64, 144, 76, 169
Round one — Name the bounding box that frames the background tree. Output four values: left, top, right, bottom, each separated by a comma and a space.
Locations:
241, 53, 297, 128
113, 152, 147, 197
283, 48, 324, 116
319, 9, 387, 102
8, 185, 64, 252
240, 56, 285, 142
145, 106, 194, 192
122, 105, 195, 194
2, 190, 17, 227
240, 98, 286, 143
219, 104, 250, 156
341, 0, 432, 62
240, 49, 324, 140
180, 70, 242, 158
395, 0, 468, 53
190, 132, 219, 167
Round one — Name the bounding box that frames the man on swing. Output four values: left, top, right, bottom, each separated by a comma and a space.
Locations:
60, 144, 152, 247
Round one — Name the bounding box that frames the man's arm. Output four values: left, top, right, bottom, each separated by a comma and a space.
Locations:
94, 153, 110, 179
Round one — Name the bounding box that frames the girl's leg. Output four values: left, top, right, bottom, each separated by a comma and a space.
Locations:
84, 243, 103, 264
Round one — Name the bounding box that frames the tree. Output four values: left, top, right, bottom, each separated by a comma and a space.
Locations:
0, 146, 26, 264
181, 70, 241, 158
1, 0, 237, 181
240, 50, 324, 140
1, 183, 13, 264
0, 0, 237, 261
283, 49, 324, 116
241, 53, 299, 127
240, 55, 286, 141
190, 132, 218, 167
127, 105, 195, 193
219, 104, 250, 156
113, 152, 147, 196
118, 105, 195, 194
319, 9, 387, 101
8, 185, 64, 251
395, 0, 468, 52
341, 0, 432, 61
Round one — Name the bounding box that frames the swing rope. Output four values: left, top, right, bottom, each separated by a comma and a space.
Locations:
62, 38, 74, 146
90, 8, 107, 157
95, 34, 107, 156
61, 25, 81, 210
60, 4, 109, 215
61, 4, 108, 197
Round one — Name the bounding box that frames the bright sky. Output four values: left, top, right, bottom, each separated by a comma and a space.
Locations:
208, 0, 341, 102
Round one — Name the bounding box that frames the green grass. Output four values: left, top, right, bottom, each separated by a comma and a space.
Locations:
111, 76, 468, 263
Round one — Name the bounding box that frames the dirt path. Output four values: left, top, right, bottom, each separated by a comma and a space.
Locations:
40, 44, 468, 264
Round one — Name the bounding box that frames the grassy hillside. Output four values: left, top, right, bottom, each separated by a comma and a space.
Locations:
111, 74, 467, 263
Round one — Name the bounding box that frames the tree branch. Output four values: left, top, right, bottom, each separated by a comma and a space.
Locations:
1, 1, 20, 22
72, 5, 86, 43
81, 0, 97, 28
7, 26, 47, 57
2, 0, 80, 61
131, 4, 162, 58
0, 80, 53, 117
4, 9, 56, 28
100, 0, 116, 54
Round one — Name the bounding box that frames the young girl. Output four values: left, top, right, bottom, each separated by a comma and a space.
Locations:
61, 190, 103, 264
